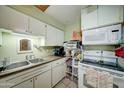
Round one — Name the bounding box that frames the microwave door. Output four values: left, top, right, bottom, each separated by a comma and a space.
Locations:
83, 29, 107, 45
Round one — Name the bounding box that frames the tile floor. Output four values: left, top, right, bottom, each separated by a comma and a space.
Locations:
54, 77, 78, 88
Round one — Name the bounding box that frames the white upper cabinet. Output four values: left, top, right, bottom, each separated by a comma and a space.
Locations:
98, 5, 124, 26
46, 25, 64, 46
81, 5, 124, 30
0, 6, 28, 33
46, 25, 57, 46
81, 6, 98, 30
29, 17, 46, 36
0, 31, 2, 46
56, 29, 64, 46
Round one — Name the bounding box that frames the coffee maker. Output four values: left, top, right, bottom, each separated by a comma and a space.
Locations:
53, 46, 65, 56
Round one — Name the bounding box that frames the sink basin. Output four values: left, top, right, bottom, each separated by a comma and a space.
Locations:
5, 61, 30, 70
29, 58, 44, 63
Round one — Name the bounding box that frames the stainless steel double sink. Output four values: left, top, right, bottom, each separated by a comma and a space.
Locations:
4, 58, 45, 71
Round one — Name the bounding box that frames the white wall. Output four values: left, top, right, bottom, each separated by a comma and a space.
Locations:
65, 19, 81, 41
0, 32, 53, 65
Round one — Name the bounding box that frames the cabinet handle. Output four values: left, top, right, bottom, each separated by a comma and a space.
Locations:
35, 77, 37, 80
30, 80, 32, 82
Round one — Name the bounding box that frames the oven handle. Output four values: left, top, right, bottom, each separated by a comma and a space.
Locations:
112, 74, 124, 80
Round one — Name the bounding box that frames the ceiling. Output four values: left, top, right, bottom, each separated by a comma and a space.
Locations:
35, 5, 49, 12
44, 5, 87, 25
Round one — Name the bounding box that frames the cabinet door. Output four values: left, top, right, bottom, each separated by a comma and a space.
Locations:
0, 79, 6, 88
29, 17, 46, 36
81, 6, 98, 30
52, 64, 63, 87
0, 31, 2, 46
56, 30, 64, 46
46, 25, 57, 46
34, 70, 51, 88
98, 5, 123, 26
61, 62, 66, 78
13, 79, 33, 88
0, 6, 28, 33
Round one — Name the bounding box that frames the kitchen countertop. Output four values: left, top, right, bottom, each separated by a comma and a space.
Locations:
0, 56, 66, 78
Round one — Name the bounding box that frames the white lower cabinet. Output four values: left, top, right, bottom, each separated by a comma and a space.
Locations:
61, 62, 66, 77
52, 58, 66, 87
0, 58, 66, 88
34, 70, 51, 88
13, 79, 33, 88
52, 64, 63, 87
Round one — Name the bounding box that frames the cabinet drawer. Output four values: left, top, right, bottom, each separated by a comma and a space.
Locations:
12, 78, 33, 88
52, 58, 65, 67
6, 63, 51, 87
6, 74, 27, 87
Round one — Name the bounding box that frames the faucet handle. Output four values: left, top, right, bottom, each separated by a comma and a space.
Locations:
30, 55, 35, 60
3, 57, 10, 67
26, 55, 29, 60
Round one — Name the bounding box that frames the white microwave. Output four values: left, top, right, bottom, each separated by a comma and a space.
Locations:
82, 24, 122, 45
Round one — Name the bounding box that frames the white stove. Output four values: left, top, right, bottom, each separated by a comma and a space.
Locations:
78, 50, 124, 88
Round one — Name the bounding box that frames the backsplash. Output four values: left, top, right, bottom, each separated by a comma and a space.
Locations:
0, 32, 54, 66
84, 45, 119, 51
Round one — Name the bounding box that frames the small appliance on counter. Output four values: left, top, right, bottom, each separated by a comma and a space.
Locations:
115, 46, 124, 58
63, 40, 82, 57
115, 46, 124, 70
53, 46, 65, 57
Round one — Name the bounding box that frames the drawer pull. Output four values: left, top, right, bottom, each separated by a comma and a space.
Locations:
30, 80, 32, 82
35, 77, 37, 80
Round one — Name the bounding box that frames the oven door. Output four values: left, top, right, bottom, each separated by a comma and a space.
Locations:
78, 63, 124, 88
113, 74, 124, 88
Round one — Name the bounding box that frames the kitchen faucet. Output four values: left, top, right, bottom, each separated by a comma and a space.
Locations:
25, 55, 35, 60
30, 55, 35, 60
1, 57, 10, 71
25, 55, 29, 60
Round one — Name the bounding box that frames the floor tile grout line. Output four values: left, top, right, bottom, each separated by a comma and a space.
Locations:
54, 77, 78, 88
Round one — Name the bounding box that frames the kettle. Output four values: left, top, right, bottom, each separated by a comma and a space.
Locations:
115, 47, 124, 58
